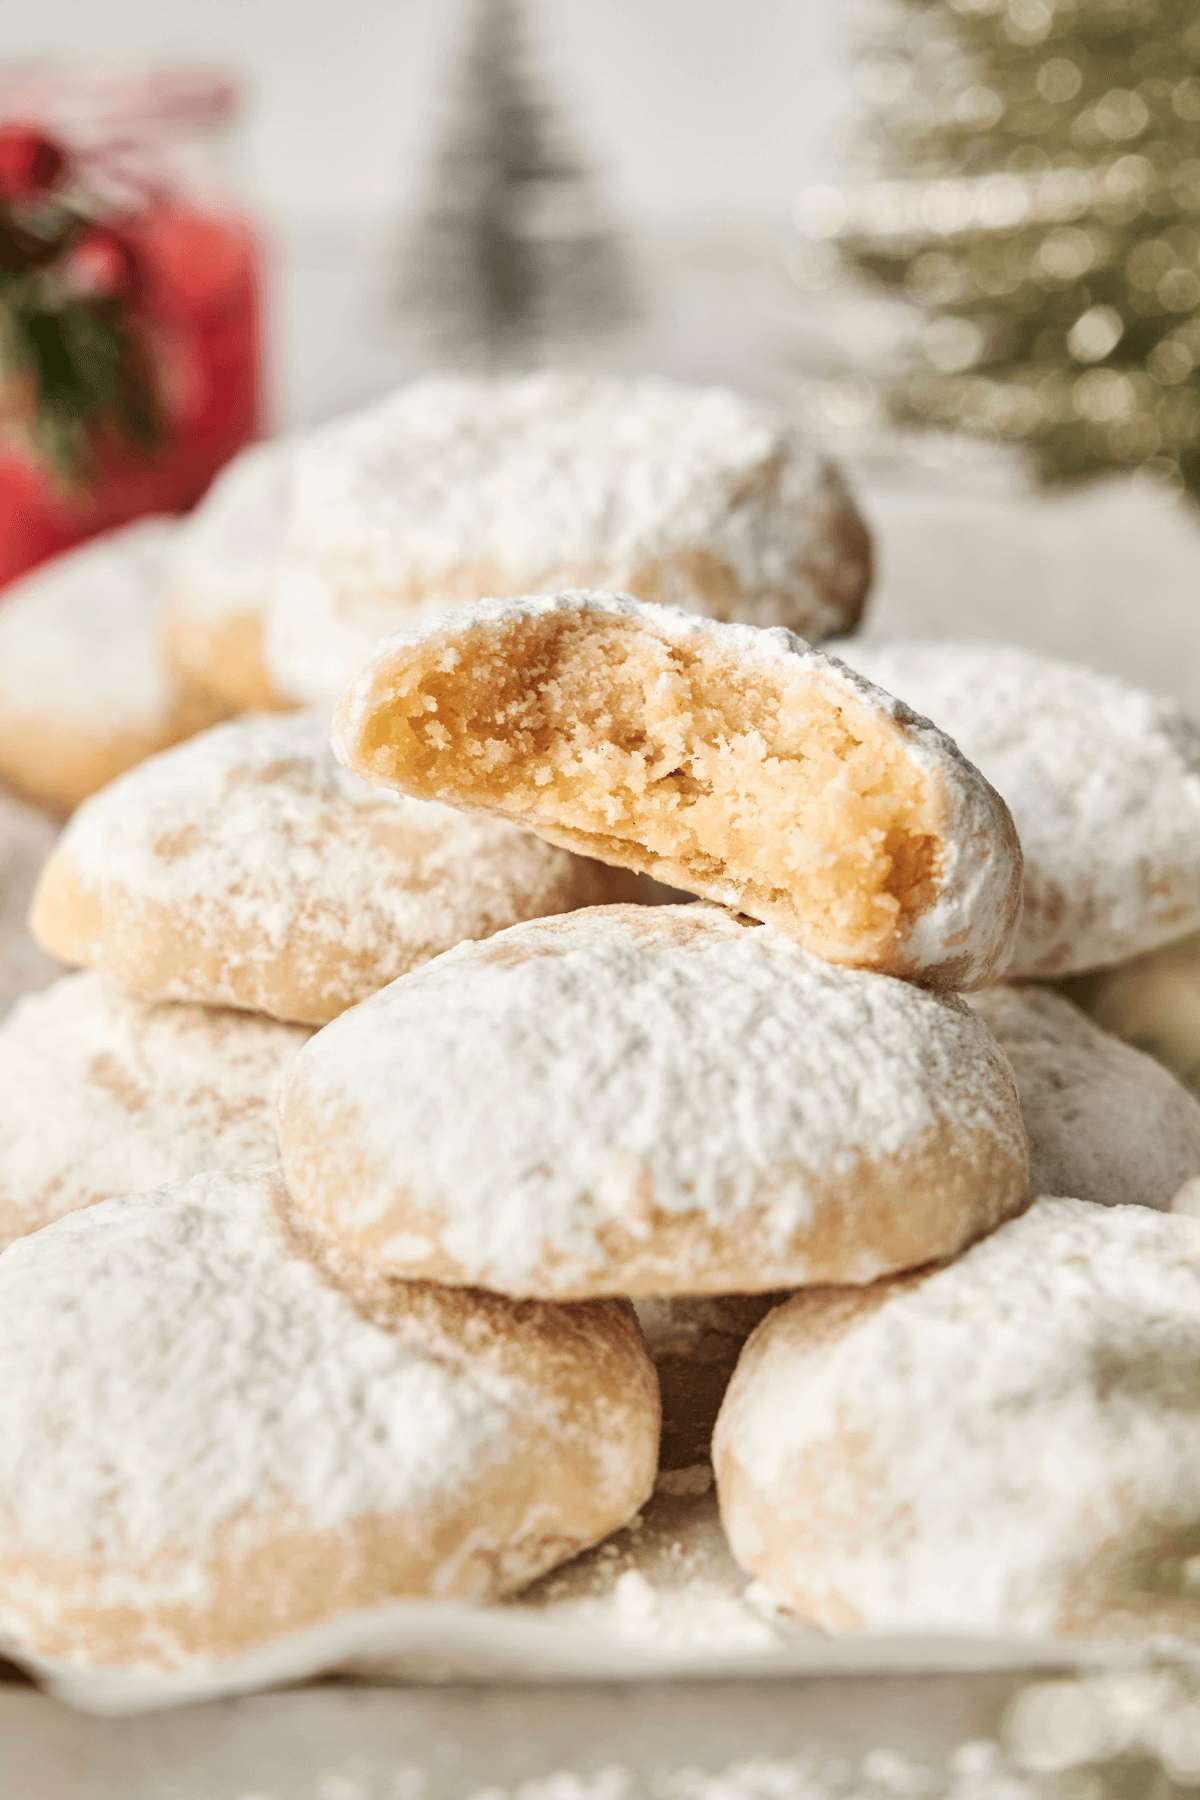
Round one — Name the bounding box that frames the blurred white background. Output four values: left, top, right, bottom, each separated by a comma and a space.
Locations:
2, 0, 852, 231
1, 1, 857, 427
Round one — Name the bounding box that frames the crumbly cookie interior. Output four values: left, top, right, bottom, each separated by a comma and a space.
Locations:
361, 613, 942, 962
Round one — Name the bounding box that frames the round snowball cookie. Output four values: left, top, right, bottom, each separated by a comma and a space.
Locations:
1, 786, 61, 1012
264, 372, 873, 705
841, 639, 1200, 980
715, 1198, 1200, 1638
1173, 1177, 1200, 1216
335, 591, 1022, 990
277, 904, 1029, 1300
165, 437, 297, 713
0, 517, 227, 814
0, 1167, 659, 1673
29, 710, 641, 1027
967, 986, 1200, 1211
0, 972, 311, 1249
1064, 929, 1200, 1098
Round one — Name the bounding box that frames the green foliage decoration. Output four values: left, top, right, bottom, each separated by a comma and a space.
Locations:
807, 0, 1200, 498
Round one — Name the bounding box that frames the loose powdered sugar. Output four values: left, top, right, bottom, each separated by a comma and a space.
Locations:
840, 639, 1200, 978
278, 904, 1027, 1296
457, 1738, 1034, 1800
715, 1198, 1200, 1638
0, 971, 310, 1245
968, 986, 1200, 1210
265, 372, 870, 703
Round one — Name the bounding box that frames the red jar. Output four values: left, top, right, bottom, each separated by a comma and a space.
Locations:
0, 64, 262, 589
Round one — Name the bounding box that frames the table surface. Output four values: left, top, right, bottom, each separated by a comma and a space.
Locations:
1, 1665, 1048, 1800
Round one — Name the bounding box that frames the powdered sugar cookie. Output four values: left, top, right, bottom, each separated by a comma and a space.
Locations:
714, 1198, 1200, 1638
1, 786, 61, 1014
842, 639, 1200, 979
0, 972, 310, 1248
165, 437, 296, 712
30, 711, 640, 1026
967, 986, 1200, 1211
1172, 1177, 1200, 1215
335, 591, 1022, 989
278, 904, 1029, 1299
265, 372, 872, 705
1064, 930, 1200, 1097
0, 518, 227, 814
0, 1166, 659, 1672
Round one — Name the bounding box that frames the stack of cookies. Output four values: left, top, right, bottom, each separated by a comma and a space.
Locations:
3, 369, 1200, 1687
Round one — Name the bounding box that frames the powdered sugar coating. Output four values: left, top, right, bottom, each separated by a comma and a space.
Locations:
335, 591, 1023, 990
31, 710, 640, 1025
1064, 929, 1200, 1098
278, 904, 1028, 1298
0, 518, 176, 724
0, 787, 60, 1012
0, 1166, 659, 1670
0, 518, 226, 812
0, 972, 310, 1247
169, 440, 292, 626
265, 372, 872, 704
715, 1198, 1200, 1638
967, 986, 1200, 1211
841, 639, 1200, 978
165, 438, 297, 710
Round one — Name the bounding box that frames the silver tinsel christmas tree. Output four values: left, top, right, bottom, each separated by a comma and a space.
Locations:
400, 0, 637, 368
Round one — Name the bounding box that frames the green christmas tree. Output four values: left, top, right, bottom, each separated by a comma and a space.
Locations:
805, 0, 1200, 500
399, 0, 636, 368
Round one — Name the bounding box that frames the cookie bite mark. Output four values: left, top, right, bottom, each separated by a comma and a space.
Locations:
336, 592, 1021, 989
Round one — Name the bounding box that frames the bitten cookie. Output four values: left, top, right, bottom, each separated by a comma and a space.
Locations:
842, 639, 1200, 979
0, 1166, 659, 1672
968, 986, 1200, 1211
714, 1199, 1200, 1638
277, 904, 1029, 1299
0, 972, 311, 1248
334, 591, 1022, 989
165, 438, 296, 713
1, 786, 60, 1011
264, 372, 872, 704
0, 518, 226, 813
1064, 930, 1200, 1098
30, 711, 641, 1026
